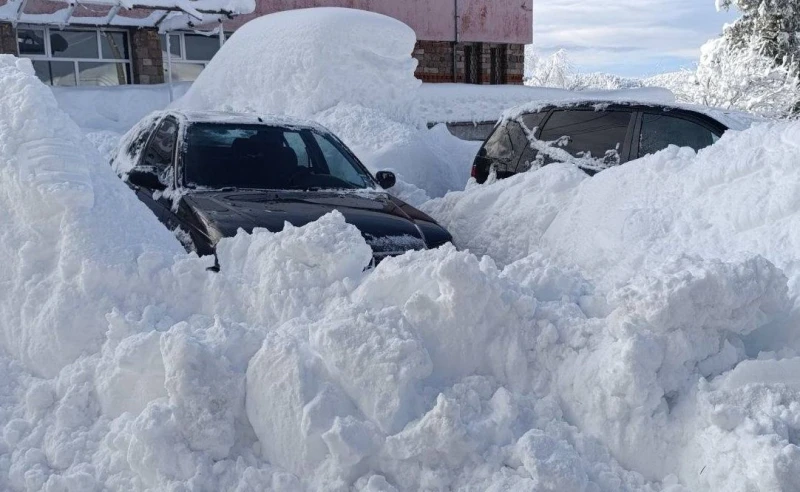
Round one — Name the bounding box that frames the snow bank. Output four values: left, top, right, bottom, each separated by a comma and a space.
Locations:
0, 56, 183, 378
52, 83, 191, 133
4, 19, 800, 492
177, 7, 419, 122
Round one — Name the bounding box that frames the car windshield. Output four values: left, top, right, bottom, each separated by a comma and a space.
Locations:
183, 123, 374, 191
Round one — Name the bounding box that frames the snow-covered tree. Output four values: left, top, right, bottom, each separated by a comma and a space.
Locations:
524, 47, 573, 88
698, 0, 800, 116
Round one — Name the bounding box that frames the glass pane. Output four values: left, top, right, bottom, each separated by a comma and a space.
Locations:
184, 34, 219, 61
49, 61, 77, 86
639, 113, 718, 158
482, 120, 528, 175
164, 63, 204, 82
159, 34, 181, 58
284, 132, 311, 167
100, 31, 128, 59
17, 28, 46, 55
183, 124, 370, 190
31, 60, 52, 85
50, 30, 99, 59
312, 133, 370, 188
142, 119, 179, 175
78, 62, 128, 86
539, 110, 631, 165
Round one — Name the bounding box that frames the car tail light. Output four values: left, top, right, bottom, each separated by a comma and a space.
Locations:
470, 164, 478, 178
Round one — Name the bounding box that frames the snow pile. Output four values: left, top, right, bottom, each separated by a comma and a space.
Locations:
52, 83, 191, 133
2, 55, 800, 491
0, 56, 183, 378
425, 121, 800, 303
177, 7, 419, 122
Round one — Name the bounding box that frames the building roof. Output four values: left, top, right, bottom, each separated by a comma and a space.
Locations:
0, 0, 254, 30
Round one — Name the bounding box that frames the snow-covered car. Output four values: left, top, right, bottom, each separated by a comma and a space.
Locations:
472, 102, 750, 183
110, 110, 453, 261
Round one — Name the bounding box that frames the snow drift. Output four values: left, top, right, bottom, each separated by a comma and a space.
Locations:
3, 51, 800, 491
177, 7, 420, 122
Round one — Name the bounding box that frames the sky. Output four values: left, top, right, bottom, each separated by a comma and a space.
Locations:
533, 0, 740, 77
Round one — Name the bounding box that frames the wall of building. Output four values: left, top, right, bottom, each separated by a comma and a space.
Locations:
0, 22, 17, 55
226, 0, 533, 45
130, 28, 164, 84
2, 0, 530, 86
413, 41, 524, 85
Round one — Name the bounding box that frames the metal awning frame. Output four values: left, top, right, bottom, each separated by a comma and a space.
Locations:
5, 0, 235, 28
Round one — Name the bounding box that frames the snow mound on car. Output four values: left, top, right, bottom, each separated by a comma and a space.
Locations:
177, 7, 419, 122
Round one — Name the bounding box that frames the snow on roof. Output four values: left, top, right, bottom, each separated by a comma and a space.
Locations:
418, 83, 760, 131
173, 109, 328, 131
502, 96, 761, 132
0, 0, 254, 30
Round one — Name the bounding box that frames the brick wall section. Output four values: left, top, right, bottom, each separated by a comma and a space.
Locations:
413, 40, 455, 83
130, 28, 164, 84
0, 22, 18, 56
506, 44, 525, 85
413, 40, 524, 85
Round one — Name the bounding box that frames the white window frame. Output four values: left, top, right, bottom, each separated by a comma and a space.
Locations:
161, 30, 230, 82
17, 25, 132, 86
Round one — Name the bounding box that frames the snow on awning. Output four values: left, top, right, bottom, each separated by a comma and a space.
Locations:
0, 0, 254, 31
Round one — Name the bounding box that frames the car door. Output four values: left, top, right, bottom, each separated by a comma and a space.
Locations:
132, 116, 181, 229
632, 110, 724, 159
533, 108, 636, 174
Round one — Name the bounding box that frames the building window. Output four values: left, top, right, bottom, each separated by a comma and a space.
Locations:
17, 26, 131, 86
490, 46, 507, 84
159, 32, 229, 83
464, 43, 482, 84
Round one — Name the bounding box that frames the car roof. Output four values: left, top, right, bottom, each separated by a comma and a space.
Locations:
166, 110, 330, 132
502, 99, 761, 132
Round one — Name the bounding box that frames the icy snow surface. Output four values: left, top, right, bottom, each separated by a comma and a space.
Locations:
4, 6, 800, 491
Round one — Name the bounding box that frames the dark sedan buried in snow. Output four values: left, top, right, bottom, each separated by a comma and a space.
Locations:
111, 110, 452, 263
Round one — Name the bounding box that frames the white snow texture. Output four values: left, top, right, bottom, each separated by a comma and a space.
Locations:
2, 6, 800, 492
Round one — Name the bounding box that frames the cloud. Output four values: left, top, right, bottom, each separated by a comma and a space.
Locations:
533, 0, 740, 76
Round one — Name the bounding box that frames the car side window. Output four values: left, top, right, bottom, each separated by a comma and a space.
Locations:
312, 133, 369, 187
127, 117, 159, 159
639, 113, 719, 158
482, 119, 528, 175
538, 110, 632, 167
515, 112, 549, 173
284, 132, 311, 167
141, 118, 178, 175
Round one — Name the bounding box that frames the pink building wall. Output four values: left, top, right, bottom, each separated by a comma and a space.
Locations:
1, 0, 532, 44
227, 0, 533, 45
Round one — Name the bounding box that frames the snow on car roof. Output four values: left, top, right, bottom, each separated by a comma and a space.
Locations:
171, 110, 330, 131
418, 84, 760, 131
502, 95, 761, 132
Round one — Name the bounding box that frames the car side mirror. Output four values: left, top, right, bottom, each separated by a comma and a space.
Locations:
375, 171, 396, 189
126, 168, 167, 191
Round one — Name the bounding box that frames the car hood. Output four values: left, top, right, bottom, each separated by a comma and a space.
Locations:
182, 189, 433, 253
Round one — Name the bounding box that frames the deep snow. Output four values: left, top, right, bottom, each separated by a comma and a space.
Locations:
3, 6, 800, 492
